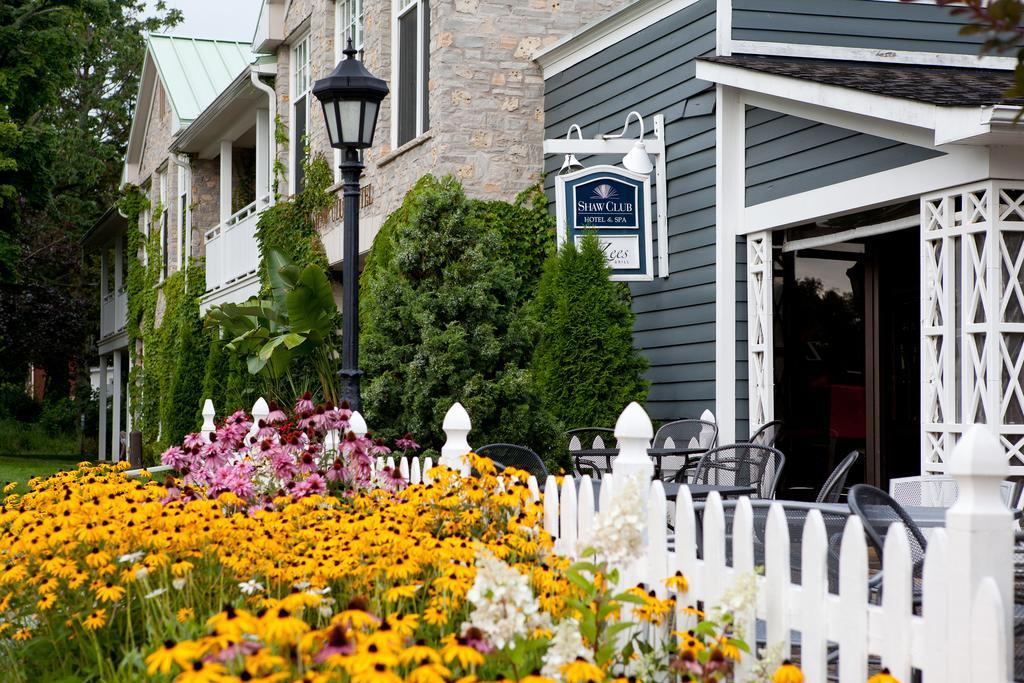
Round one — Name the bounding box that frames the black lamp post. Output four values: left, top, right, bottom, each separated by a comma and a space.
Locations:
312, 40, 388, 412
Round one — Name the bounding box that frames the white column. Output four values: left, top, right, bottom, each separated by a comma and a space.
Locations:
747, 230, 774, 432
98, 354, 108, 462
219, 140, 233, 223
99, 249, 108, 295
113, 235, 123, 291
111, 351, 122, 462
714, 85, 743, 444
256, 108, 270, 203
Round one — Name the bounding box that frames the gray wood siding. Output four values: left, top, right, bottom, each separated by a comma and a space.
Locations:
745, 107, 942, 206
544, 0, 721, 423
733, 0, 990, 55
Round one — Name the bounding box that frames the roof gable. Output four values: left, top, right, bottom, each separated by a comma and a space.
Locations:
146, 34, 256, 123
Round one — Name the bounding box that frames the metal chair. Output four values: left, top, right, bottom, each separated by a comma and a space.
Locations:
652, 419, 718, 481
748, 419, 784, 448
685, 444, 786, 499
475, 444, 548, 481
566, 427, 615, 475
848, 484, 929, 599
816, 450, 862, 503
889, 475, 958, 508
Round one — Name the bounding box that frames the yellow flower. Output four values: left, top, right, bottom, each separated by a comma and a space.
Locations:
172, 659, 228, 683
868, 670, 901, 683
561, 659, 604, 682
95, 582, 126, 603
13, 628, 31, 641
665, 570, 689, 593
36, 594, 56, 611
440, 635, 485, 669
772, 660, 804, 683
261, 608, 310, 645
83, 609, 107, 630
172, 560, 194, 576
423, 606, 448, 627
177, 607, 194, 623
407, 663, 452, 683
146, 640, 201, 675
384, 583, 420, 602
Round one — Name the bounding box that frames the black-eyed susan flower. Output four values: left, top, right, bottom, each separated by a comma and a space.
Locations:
561, 658, 605, 682
772, 660, 804, 683
868, 669, 900, 683
82, 609, 106, 630
95, 582, 126, 603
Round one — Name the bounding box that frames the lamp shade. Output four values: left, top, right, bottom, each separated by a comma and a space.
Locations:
622, 139, 653, 175
312, 41, 389, 149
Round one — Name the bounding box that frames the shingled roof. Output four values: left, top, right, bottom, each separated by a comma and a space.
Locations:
699, 55, 1023, 107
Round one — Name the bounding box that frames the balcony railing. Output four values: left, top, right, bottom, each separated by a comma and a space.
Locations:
100, 286, 128, 340
204, 195, 270, 296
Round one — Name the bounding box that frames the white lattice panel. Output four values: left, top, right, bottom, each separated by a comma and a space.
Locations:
747, 231, 774, 432
921, 181, 1024, 474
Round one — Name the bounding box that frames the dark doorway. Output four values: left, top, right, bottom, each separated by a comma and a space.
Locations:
774, 229, 919, 496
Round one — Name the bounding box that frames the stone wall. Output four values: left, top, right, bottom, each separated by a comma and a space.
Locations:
276, 0, 619, 264
190, 158, 220, 260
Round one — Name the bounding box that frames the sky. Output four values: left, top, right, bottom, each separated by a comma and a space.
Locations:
147, 0, 263, 42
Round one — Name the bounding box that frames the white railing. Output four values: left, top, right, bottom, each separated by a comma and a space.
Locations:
204, 194, 270, 294
530, 404, 1016, 682
100, 292, 115, 338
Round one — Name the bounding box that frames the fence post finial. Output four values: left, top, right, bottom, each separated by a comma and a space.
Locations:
201, 399, 216, 442
439, 402, 472, 475
350, 411, 368, 437
612, 402, 654, 482
945, 424, 1013, 677
248, 397, 269, 440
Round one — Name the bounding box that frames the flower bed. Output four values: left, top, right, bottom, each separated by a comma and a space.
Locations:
0, 398, 830, 682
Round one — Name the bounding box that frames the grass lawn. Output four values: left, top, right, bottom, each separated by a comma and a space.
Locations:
0, 456, 85, 493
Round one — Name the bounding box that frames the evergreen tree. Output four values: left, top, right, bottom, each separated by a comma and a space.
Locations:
530, 235, 649, 431
360, 175, 559, 460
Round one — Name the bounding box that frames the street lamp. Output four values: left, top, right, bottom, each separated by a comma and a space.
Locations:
312, 39, 388, 411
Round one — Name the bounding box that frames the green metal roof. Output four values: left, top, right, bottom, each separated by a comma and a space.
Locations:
146, 34, 257, 123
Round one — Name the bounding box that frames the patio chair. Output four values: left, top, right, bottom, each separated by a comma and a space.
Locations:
652, 418, 718, 480
683, 444, 786, 499
748, 419, 784, 448
566, 427, 615, 475
889, 475, 958, 508
815, 450, 862, 504
475, 444, 548, 481
848, 484, 928, 599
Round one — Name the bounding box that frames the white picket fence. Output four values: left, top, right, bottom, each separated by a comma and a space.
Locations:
526, 402, 1018, 682
128, 396, 1019, 680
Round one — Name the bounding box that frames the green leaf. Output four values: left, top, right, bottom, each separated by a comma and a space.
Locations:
266, 248, 293, 310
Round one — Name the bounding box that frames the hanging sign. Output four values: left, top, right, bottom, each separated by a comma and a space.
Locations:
555, 165, 653, 281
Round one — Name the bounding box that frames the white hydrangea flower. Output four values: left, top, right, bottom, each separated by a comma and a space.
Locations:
464, 548, 548, 650
583, 473, 646, 569
541, 618, 592, 679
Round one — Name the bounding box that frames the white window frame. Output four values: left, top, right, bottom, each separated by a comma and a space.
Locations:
158, 170, 168, 281
391, 0, 429, 149
289, 31, 312, 196
334, 0, 365, 181
177, 164, 190, 270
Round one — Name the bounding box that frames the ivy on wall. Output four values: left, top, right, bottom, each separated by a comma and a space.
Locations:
115, 185, 208, 460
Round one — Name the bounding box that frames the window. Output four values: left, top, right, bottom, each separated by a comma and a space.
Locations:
339, 0, 363, 50
177, 165, 189, 270
394, 0, 430, 147
159, 170, 168, 280
291, 33, 311, 194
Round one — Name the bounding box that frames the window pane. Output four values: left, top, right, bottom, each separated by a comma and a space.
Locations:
421, 0, 430, 132
295, 96, 307, 192
397, 8, 417, 146
340, 100, 361, 144
362, 101, 378, 145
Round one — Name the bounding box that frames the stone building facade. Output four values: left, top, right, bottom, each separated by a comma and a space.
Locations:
262, 0, 621, 260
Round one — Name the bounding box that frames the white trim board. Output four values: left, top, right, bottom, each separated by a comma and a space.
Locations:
743, 147, 992, 234
726, 40, 1019, 72
695, 59, 1021, 146
780, 214, 918, 253
535, 0, 702, 78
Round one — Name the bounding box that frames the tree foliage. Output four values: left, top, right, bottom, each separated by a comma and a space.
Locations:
360, 175, 559, 458
529, 235, 649, 434
0, 1, 180, 394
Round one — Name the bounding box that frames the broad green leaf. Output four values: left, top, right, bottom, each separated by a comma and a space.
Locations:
282, 332, 306, 349
288, 264, 335, 333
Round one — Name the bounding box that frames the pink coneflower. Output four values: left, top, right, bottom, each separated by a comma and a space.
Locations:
160, 446, 189, 470
292, 473, 326, 498
297, 451, 317, 475
183, 433, 206, 449
462, 627, 495, 654
325, 458, 347, 483
395, 433, 420, 451
369, 438, 392, 456
314, 625, 354, 663
265, 401, 287, 424
294, 392, 315, 415
379, 466, 407, 493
